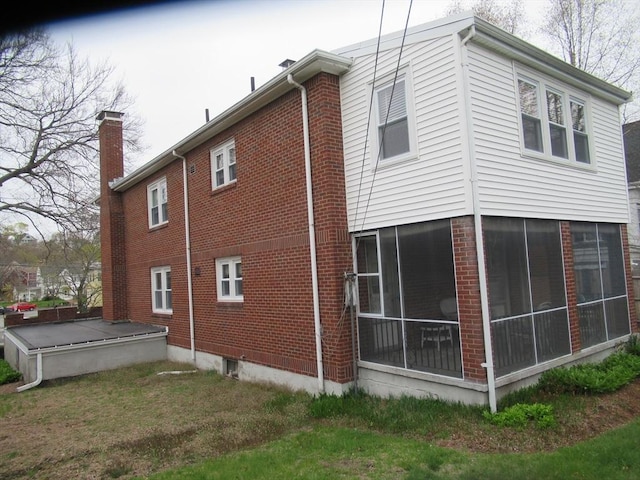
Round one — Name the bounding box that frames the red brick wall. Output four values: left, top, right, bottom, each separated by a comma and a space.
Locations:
561, 221, 582, 351
621, 224, 639, 333
113, 73, 353, 384
451, 216, 486, 382
99, 113, 128, 321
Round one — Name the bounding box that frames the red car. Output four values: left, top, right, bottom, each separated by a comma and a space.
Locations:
10, 302, 37, 312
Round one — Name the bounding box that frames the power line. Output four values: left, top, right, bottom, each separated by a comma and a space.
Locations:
353, 0, 414, 238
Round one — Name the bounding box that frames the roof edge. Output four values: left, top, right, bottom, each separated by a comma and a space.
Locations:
112, 49, 352, 192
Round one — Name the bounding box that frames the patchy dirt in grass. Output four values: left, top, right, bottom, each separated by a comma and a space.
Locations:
0, 364, 639, 479
436, 378, 640, 453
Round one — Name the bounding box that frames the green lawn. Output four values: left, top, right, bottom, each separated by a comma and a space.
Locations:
145, 421, 640, 479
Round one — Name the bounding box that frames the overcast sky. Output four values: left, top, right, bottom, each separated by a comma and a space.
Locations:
47, 0, 546, 172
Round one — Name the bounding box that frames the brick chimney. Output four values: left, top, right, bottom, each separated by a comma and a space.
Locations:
97, 111, 128, 322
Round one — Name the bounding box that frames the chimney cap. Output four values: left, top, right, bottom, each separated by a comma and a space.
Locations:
279, 59, 296, 69
96, 111, 124, 122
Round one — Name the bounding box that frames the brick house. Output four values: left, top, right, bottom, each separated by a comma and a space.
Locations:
99, 13, 636, 409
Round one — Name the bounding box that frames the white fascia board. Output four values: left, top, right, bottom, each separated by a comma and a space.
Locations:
333, 11, 475, 57
111, 49, 352, 192
469, 18, 631, 105
332, 10, 630, 105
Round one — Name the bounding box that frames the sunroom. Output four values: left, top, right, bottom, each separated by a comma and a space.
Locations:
354, 216, 632, 399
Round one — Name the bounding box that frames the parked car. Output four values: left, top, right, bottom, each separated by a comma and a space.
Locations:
10, 302, 37, 312
0, 305, 14, 315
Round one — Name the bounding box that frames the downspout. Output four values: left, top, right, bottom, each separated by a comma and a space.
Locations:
460, 25, 497, 412
173, 150, 196, 362
17, 352, 42, 392
287, 73, 325, 394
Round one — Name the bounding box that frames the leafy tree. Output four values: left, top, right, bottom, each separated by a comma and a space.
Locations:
0, 28, 143, 232
0, 223, 47, 301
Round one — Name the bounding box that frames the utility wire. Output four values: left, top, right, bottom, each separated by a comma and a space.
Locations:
355, 0, 413, 240
351, 0, 386, 235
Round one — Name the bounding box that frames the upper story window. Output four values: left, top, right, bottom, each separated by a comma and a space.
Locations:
216, 256, 243, 302
151, 266, 172, 314
371, 67, 416, 166
517, 73, 592, 165
211, 139, 236, 189
147, 178, 168, 228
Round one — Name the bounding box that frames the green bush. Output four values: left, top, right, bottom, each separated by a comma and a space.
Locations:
483, 403, 555, 429
0, 359, 21, 385
624, 334, 640, 356
538, 352, 640, 395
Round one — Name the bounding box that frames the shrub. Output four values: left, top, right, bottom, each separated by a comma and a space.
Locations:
0, 360, 21, 385
483, 403, 555, 429
538, 352, 640, 395
623, 334, 640, 356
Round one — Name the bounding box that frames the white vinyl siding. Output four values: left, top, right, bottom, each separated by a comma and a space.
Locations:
466, 43, 629, 223
341, 35, 468, 233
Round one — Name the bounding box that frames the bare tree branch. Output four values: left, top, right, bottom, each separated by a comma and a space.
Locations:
0, 28, 144, 230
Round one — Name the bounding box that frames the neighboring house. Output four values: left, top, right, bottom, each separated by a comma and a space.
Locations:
3, 262, 43, 301
624, 120, 640, 273
98, 13, 636, 409
58, 264, 103, 307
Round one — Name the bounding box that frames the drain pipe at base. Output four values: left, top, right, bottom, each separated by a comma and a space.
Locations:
17, 353, 42, 392
460, 25, 497, 413
287, 73, 325, 394
173, 150, 196, 362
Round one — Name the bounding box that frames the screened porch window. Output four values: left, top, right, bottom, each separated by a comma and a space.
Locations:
571, 223, 630, 347
356, 220, 461, 378
484, 218, 570, 377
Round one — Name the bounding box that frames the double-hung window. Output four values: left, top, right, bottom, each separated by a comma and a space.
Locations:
216, 257, 243, 302
371, 68, 416, 165
211, 139, 236, 189
147, 178, 168, 227
151, 266, 172, 314
517, 72, 592, 165
518, 79, 543, 152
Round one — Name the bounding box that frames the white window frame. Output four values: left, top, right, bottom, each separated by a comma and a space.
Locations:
216, 256, 243, 302
369, 66, 417, 168
515, 68, 594, 167
211, 139, 237, 189
147, 178, 168, 228
151, 266, 172, 314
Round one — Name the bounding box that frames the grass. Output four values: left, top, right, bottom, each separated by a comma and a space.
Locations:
0, 352, 639, 479
145, 421, 640, 480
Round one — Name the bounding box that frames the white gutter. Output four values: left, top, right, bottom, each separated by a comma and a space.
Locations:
287, 73, 325, 394
17, 352, 42, 392
460, 25, 497, 412
174, 150, 196, 362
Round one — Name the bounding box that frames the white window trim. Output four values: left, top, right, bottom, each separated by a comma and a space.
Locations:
216, 256, 243, 302
368, 65, 418, 170
210, 139, 237, 189
151, 266, 172, 314
515, 67, 595, 169
147, 177, 168, 228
